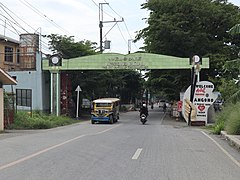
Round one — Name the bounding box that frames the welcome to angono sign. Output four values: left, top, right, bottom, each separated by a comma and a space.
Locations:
42, 53, 209, 70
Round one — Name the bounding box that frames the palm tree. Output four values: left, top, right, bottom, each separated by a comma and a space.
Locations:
229, 24, 240, 36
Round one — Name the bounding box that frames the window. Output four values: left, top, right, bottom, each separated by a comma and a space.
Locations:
5, 46, 13, 62
16, 89, 32, 107
96, 103, 112, 107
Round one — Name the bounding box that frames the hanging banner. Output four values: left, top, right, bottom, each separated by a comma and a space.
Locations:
182, 81, 217, 125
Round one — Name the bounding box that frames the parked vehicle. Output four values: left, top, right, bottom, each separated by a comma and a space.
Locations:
91, 98, 120, 124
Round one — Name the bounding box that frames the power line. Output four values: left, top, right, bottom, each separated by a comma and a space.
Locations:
0, 23, 20, 36
90, 0, 116, 19
19, 0, 71, 35
116, 23, 128, 46
0, 2, 56, 55
104, 0, 123, 19
123, 21, 138, 49
0, 3, 30, 33
100, 1, 139, 51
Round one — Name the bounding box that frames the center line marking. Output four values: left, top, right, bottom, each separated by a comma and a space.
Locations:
132, 148, 143, 160
0, 124, 121, 171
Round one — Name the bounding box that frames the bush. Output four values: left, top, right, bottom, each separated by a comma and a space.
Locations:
213, 102, 240, 135
212, 120, 225, 134
212, 105, 230, 134
7, 111, 79, 129
32, 118, 52, 129
225, 102, 240, 135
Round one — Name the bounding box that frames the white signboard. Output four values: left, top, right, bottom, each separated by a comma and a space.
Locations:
182, 81, 217, 124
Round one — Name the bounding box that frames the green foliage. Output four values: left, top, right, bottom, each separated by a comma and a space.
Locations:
136, 0, 240, 100
45, 34, 144, 105
44, 34, 97, 59
217, 78, 238, 101
146, 69, 190, 101
71, 70, 144, 104
225, 102, 240, 135
212, 121, 225, 135
212, 103, 232, 134
212, 115, 225, 135
7, 111, 78, 130
213, 102, 240, 135
138, 0, 240, 57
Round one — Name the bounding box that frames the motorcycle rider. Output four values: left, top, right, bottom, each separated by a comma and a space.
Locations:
163, 103, 167, 113
140, 103, 148, 117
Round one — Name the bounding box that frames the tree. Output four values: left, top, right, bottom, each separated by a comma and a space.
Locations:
135, 0, 240, 100
44, 34, 97, 58
71, 70, 144, 104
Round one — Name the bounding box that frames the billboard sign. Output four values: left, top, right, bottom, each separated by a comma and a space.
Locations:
182, 81, 217, 124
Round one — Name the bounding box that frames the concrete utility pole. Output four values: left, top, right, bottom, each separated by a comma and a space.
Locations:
99, 3, 124, 53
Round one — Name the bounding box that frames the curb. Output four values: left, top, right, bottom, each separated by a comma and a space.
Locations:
221, 131, 240, 150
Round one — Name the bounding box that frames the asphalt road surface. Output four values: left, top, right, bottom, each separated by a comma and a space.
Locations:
0, 108, 240, 180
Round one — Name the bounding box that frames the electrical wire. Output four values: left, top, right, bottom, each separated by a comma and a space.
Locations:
90, 0, 116, 19
104, 0, 123, 19
0, 3, 29, 33
123, 21, 138, 49
2, 0, 140, 53
102, 0, 138, 50
19, 0, 71, 35
116, 23, 128, 46
0, 2, 56, 54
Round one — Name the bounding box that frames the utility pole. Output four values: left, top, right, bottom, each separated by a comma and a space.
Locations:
99, 3, 124, 53
128, 39, 133, 54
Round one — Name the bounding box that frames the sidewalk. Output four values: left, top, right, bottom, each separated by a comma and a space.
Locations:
220, 131, 240, 151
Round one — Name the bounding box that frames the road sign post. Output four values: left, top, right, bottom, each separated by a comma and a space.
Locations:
75, 85, 82, 120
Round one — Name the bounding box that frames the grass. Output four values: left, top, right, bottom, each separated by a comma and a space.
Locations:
213, 102, 240, 135
6, 111, 81, 130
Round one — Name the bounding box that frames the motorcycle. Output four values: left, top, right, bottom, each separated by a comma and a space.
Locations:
140, 114, 147, 124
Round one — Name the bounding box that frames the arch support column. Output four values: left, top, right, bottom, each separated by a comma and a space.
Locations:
50, 70, 61, 116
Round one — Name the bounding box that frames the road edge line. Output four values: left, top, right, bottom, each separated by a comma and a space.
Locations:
201, 131, 240, 168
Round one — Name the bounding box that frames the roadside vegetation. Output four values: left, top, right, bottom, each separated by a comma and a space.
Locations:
7, 111, 80, 130
213, 102, 240, 135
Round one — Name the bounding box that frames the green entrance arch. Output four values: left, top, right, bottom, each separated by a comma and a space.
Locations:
42, 53, 209, 116
43, 52, 209, 70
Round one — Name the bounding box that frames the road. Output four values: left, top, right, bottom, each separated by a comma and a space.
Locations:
0, 108, 240, 180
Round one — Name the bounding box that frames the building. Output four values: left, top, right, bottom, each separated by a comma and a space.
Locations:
0, 34, 21, 71
1, 34, 50, 113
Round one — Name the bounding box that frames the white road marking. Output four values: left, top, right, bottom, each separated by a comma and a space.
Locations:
132, 148, 143, 160
160, 113, 166, 124
201, 131, 240, 168
0, 124, 121, 171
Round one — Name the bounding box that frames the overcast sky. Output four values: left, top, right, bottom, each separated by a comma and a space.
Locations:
0, 0, 239, 54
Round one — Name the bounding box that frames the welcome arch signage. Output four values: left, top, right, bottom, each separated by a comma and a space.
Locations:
42, 53, 209, 116
43, 52, 209, 70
